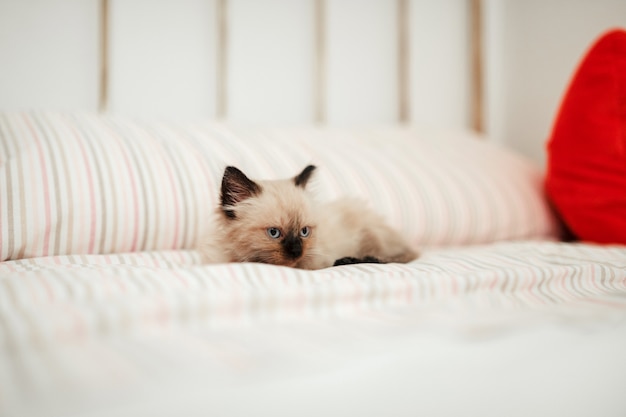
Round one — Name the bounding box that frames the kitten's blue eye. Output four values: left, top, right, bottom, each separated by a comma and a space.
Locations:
300, 226, 310, 238
266, 227, 281, 239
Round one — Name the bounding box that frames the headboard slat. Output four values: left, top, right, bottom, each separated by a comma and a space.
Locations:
470, 0, 484, 133
314, 0, 326, 124
99, 0, 109, 112
216, 0, 228, 119
397, 0, 410, 123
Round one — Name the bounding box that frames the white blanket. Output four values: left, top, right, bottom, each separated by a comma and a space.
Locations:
2, 240, 626, 417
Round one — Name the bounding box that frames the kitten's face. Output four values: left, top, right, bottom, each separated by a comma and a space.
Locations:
218, 165, 318, 268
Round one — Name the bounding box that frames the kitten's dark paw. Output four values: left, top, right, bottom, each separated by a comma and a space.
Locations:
362, 256, 383, 264
333, 256, 384, 266
333, 257, 361, 266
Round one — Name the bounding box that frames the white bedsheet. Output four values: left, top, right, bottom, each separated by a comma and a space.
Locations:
1, 241, 626, 417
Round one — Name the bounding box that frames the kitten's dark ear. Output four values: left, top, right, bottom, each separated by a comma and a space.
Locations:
220, 166, 261, 219
294, 165, 316, 188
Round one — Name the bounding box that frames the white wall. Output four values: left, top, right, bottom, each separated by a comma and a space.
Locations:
1, 0, 626, 165
228, 0, 313, 124
485, 0, 626, 165
410, 0, 470, 128
0, 0, 99, 110
109, 0, 217, 118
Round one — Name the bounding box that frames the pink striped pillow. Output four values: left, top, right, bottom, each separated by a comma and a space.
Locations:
0, 112, 558, 261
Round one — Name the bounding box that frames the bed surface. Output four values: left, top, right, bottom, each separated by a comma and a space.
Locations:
2, 240, 626, 417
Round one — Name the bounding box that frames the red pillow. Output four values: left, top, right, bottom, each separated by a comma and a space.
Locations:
546, 28, 626, 244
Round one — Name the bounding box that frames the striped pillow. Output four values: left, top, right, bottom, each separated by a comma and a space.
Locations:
0, 111, 558, 261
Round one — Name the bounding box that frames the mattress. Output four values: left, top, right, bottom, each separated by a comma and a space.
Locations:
2, 240, 626, 417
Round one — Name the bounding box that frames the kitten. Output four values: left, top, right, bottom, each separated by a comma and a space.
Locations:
198, 165, 418, 270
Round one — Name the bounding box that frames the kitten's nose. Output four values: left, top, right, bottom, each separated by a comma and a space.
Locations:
282, 235, 303, 259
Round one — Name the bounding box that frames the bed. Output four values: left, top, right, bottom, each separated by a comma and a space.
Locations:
2, 2, 626, 417
2, 242, 626, 417
2, 111, 626, 417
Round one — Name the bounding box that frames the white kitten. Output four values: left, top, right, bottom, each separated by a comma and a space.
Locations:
198, 165, 418, 269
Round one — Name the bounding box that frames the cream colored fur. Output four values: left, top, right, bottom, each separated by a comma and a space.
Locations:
198, 167, 418, 269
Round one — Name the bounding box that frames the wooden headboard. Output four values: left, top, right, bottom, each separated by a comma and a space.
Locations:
3, 0, 484, 129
